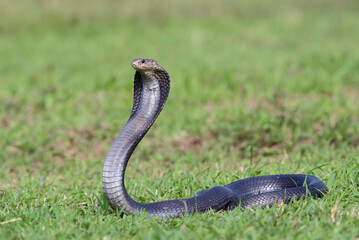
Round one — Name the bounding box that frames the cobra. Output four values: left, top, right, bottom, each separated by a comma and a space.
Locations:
102, 58, 327, 218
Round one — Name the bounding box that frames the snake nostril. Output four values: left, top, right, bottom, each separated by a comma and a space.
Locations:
141, 59, 145, 63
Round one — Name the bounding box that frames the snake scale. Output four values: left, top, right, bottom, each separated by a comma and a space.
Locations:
102, 58, 327, 218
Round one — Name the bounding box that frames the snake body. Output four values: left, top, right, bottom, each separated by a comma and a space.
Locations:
102, 58, 327, 218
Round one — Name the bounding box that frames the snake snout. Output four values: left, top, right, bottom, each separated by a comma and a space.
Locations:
131, 58, 143, 69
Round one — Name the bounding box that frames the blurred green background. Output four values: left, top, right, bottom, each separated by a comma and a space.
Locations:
0, 0, 358, 239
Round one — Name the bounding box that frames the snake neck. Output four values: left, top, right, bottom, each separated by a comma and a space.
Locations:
102, 69, 170, 214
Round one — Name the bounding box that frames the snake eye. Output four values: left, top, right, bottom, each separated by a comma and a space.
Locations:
141, 59, 145, 63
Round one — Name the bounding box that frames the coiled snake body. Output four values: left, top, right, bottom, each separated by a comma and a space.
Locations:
102, 58, 327, 218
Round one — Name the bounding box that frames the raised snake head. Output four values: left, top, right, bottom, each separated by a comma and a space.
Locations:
132, 58, 164, 72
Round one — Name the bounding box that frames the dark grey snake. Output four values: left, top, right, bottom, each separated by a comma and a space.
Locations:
102, 58, 327, 218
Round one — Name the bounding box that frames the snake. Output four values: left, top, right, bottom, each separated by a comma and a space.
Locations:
102, 58, 327, 218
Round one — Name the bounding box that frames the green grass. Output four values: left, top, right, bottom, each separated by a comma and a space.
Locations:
1, 0, 359, 239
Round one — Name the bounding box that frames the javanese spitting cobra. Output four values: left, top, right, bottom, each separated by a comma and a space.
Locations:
102, 58, 327, 218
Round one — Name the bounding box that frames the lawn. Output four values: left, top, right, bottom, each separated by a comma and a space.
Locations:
0, 0, 358, 239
